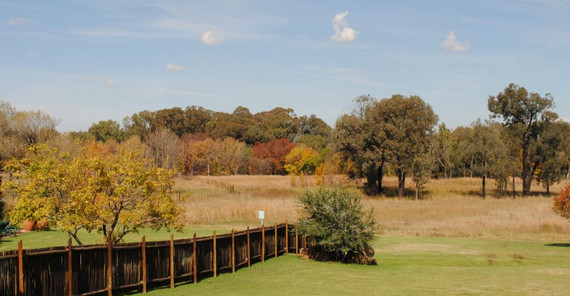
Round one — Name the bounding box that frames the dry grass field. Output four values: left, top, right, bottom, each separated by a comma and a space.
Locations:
175, 175, 570, 242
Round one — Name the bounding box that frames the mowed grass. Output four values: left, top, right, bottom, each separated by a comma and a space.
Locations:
0, 225, 232, 252
138, 235, 570, 296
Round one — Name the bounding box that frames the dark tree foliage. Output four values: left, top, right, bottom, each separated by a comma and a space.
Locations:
88, 120, 125, 142
296, 187, 376, 263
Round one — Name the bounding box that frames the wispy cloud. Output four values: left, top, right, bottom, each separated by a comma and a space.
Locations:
165, 64, 184, 71
105, 79, 116, 86
441, 31, 469, 52
331, 12, 358, 43
201, 30, 226, 45
6, 17, 33, 26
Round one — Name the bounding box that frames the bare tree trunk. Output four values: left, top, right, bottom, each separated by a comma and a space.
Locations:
397, 170, 406, 199
377, 159, 384, 194
482, 174, 486, 199
512, 175, 516, 197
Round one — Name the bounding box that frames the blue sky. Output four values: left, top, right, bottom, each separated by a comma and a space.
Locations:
1, 0, 569, 132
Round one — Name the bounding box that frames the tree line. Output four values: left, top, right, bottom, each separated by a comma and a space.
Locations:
335, 83, 569, 198
1, 83, 569, 201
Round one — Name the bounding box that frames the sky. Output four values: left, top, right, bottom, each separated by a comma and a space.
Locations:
1, 0, 569, 132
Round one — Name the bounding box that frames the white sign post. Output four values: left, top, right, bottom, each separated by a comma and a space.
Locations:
258, 210, 265, 226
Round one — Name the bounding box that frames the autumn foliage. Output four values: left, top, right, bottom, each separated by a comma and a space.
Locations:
553, 182, 570, 220
252, 139, 295, 175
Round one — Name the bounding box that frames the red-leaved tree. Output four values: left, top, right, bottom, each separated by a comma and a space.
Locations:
553, 182, 570, 220
251, 139, 295, 175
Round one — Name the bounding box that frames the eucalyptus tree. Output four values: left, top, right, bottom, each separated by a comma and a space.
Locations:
488, 83, 556, 196
368, 95, 438, 198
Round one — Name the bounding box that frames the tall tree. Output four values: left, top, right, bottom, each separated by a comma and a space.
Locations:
369, 95, 438, 198
432, 123, 454, 178
470, 120, 508, 198
535, 120, 570, 194
488, 83, 556, 196
334, 95, 385, 194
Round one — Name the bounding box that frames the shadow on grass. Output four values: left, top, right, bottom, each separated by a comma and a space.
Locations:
545, 243, 570, 248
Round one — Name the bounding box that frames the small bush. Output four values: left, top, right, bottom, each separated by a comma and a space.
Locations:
0, 221, 19, 238
553, 182, 570, 220
296, 187, 376, 263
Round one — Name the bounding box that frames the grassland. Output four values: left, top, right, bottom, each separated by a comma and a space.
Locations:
175, 175, 570, 242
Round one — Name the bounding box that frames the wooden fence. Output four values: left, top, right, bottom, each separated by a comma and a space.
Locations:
0, 222, 308, 296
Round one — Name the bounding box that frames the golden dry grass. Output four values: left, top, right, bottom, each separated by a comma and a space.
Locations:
175, 175, 570, 242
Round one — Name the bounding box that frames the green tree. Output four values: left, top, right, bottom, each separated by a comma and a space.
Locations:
488, 83, 556, 196
334, 95, 385, 194
369, 95, 438, 198
470, 120, 509, 198
431, 123, 454, 178
88, 119, 125, 142
535, 120, 570, 195
412, 145, 433, 200
296, 187, 376, 264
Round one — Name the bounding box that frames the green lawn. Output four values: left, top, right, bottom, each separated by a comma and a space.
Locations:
139, 236, 570, 296
0, 225, 233, 251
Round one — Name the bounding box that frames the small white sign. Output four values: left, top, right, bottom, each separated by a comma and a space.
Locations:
258, 210, 265, 220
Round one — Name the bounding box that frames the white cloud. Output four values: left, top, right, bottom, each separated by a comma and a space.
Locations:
165, 63, 184, 71
201, 30, 226, 45
28, 50, 35, 56
6, 17, 33, 26
331, 11, 358, 43
105, 80, 116, 86
441, 31, 469, 52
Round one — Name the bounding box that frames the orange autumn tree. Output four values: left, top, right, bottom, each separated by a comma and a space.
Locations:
553, 182, 570, 220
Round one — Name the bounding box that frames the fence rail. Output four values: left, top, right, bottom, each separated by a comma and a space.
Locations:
0, 222, 308, 296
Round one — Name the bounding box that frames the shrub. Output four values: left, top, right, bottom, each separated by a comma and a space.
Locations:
0, 221, 18, 238
553, 182, 570, 220
296, 187, 376, 263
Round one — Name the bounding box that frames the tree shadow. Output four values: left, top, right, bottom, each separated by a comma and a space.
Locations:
545, 243, 570, 247
363, 186, 417, 199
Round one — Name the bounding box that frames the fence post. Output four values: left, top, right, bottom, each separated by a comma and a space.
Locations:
142, 236, 147, 293
274, 223, 278, 258
213, 231, 217, 277
246, 227, 251, 268
170, 234, 174, 289
193, 233, 197, 285
107, 239, 112, 296
231, 229, 235, 274
285, 220, 288, 255
68, 238, 73, 296
18, 240, 24, 295
261, 225, 265, 263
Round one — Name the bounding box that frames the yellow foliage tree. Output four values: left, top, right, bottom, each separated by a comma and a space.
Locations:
3, 143, 185, 245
